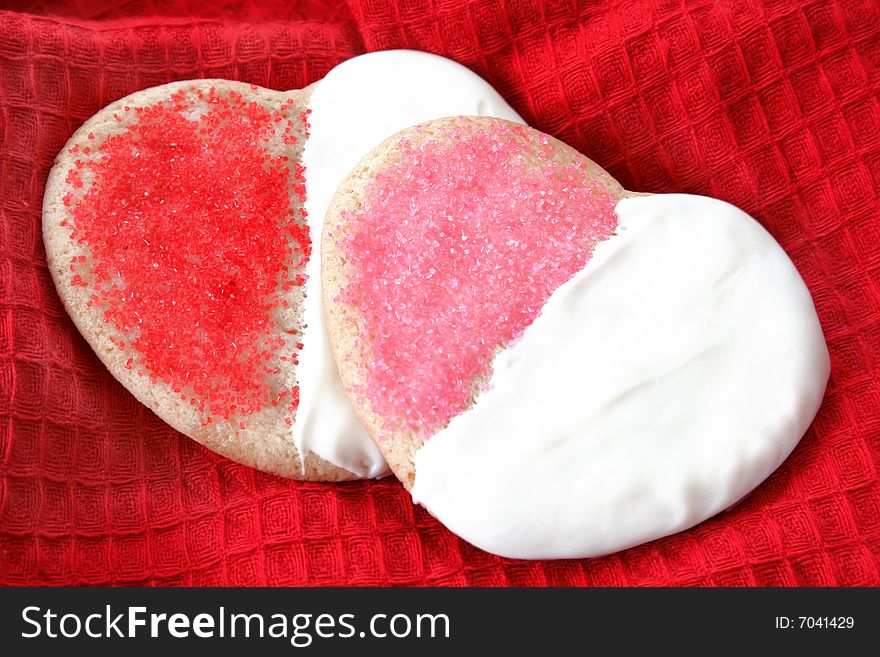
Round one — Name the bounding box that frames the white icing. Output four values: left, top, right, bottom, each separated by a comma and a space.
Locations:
299, 50, 525, 477
411, 193, 830, 559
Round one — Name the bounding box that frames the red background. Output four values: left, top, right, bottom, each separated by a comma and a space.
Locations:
1, 0, 878, 586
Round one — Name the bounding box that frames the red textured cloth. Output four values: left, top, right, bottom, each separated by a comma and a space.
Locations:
1, 0, 878, 587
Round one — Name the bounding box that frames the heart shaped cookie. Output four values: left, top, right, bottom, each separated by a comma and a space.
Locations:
322, 116, 831, 558
42, 52, 523, 481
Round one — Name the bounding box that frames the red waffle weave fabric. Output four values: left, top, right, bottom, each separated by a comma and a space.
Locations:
1, 0, 879, 586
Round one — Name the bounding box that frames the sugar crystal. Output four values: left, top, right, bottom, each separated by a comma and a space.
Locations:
339, 119, 617, 436
64, 87, 309, 425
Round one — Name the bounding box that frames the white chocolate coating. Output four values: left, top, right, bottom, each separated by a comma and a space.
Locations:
299, 51, 525, 477
411, 194, 830, 559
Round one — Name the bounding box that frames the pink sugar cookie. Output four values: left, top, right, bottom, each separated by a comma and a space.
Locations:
323, 116, 829, 559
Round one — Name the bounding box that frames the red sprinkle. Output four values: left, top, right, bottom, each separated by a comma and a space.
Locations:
64, 87, 309, 424
338, 119, 618, 437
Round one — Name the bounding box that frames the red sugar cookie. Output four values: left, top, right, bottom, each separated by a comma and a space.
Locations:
43, 80, 353, 480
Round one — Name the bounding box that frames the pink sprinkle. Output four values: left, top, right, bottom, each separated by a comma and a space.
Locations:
338, 119, 618, 437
